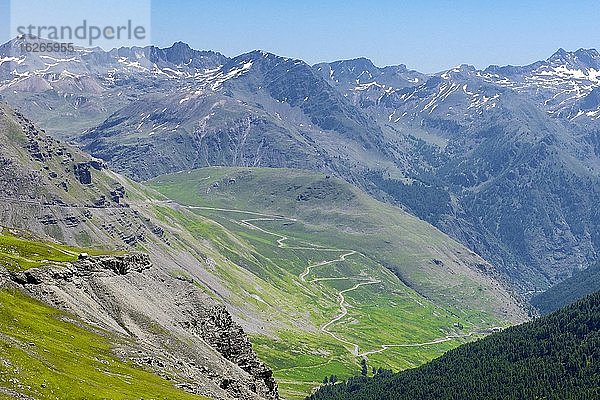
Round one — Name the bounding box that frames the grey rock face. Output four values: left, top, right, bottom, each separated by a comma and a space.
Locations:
183, 305, 278, 400
7, 254, 150, 287
74, 163, 92, 184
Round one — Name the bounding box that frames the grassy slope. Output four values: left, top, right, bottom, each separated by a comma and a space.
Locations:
0, 227, 120, 271
0, 289, 209, 400
0, 228, 78, 271
307, 291, 600, 400
148, 167, 526, 399
0, 229, 207, 399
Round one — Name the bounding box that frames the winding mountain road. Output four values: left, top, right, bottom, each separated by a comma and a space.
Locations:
179, 205, 382, 353
299, 251, 357, 283
170, 203, 495, 358
321, 280, 381, 356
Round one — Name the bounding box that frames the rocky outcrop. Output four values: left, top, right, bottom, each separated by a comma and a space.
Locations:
73, 160, 109, 185
8, 254, 152, 286
110, 184, 126, 203
74, 163, 92, 184
89, 158, 106, 170
82, 253, 152, 275
184, 305, 279, 400
0, 266, 10, 288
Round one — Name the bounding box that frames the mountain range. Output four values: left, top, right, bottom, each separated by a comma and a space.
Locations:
1, 36, 599, 299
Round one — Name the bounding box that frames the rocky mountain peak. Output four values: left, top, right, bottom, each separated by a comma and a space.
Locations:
170, 40, 192, 51
236, 49, 297, 65
550, 47, 569, 59
547, 47, 600, 70
148, 41, 228, 68
439, 63, 478, 80
330, 57, 377, 71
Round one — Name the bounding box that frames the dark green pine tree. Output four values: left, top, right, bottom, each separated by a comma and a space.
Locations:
360, 358, 368, 376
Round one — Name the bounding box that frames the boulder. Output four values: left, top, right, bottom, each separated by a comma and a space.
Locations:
73, 163, 92, 185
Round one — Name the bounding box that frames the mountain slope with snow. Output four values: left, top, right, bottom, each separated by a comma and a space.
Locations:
2, 38, 599, 297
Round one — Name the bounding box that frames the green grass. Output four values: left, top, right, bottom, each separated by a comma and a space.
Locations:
148, 167, 523, 321
0, 227, 120, 271
0, 289, 209, 400
0, 228, 79, 271
250, 331, 358, 399
145, 167, 524, 399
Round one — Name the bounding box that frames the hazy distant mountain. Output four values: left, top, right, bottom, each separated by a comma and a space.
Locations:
0, 37, 226, 138
319, 51, 600, 292
484, 48, 600, 120
78, 49, 396, 181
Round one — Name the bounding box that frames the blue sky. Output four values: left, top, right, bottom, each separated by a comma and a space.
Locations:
2, 0, 600, 72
